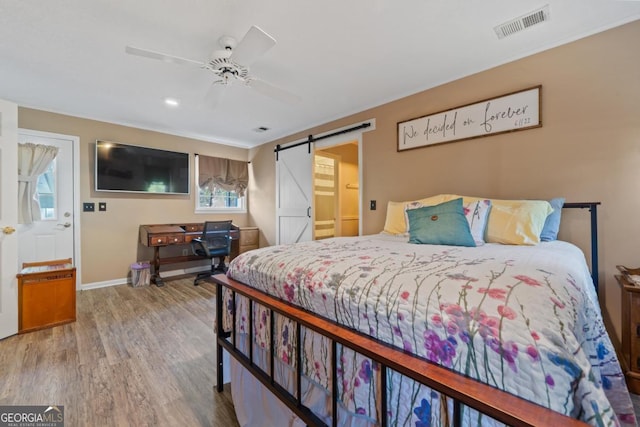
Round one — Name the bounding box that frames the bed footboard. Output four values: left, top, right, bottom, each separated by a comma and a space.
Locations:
213, 274, 589, 427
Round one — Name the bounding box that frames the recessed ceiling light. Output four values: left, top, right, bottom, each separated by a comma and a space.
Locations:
164, 97, 180, 107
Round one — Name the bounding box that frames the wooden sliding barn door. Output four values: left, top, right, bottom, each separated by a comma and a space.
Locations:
275, 142, 313, 245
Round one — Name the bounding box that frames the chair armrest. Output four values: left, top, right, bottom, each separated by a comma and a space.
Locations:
191, 238, 210, 257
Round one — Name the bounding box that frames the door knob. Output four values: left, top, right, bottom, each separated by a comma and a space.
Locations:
57, 222, 72, 228
2, 226, 16, 235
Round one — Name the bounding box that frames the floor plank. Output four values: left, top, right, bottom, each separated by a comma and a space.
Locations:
0, 278, 239, 427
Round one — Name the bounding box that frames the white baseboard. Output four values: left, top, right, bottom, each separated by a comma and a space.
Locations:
80, 267, 210, 290
81, 278, 126, 290
159, 266, 208, 278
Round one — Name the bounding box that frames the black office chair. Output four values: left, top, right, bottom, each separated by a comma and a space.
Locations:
191, 220, 233, 285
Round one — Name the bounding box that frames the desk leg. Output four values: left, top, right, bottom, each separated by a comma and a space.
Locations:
152, 246, 164, 287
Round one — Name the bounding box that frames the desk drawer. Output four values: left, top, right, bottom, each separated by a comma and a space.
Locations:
239, 228, 259, 246
184, 233, 200, 243
150, 234, 185, 245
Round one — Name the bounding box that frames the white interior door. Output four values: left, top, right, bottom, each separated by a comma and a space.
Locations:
0, 99, 19, 339
17, 130, 77, 267
276, 142, 313, 245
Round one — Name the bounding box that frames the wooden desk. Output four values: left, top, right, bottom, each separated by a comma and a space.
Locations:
139, 223, 258, 286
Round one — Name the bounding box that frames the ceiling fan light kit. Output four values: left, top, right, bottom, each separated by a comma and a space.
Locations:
125, 25, 299, 106
206, 56, 249, 85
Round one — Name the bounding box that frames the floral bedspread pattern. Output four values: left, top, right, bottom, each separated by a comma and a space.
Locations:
226, 235, 636, 426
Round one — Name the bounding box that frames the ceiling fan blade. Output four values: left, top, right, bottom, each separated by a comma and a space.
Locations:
230, 26, 276, 65
125, 46, 204, 67
203, 81, 227, 109
247, 78, 301, 104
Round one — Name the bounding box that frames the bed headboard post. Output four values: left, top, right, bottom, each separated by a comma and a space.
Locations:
562, 202, 601, 294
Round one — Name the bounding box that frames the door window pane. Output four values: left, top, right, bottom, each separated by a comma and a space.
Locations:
36, 159, 56, 220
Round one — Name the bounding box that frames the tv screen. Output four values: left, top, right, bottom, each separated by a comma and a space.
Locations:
95, 140, 190, 194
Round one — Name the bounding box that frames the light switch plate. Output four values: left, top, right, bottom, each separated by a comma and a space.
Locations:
98, 202, 107, 211
83, 202, 95, 212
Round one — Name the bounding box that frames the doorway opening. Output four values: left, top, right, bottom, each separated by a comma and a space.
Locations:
314, 140, 359, 239
275, 119, 373, 245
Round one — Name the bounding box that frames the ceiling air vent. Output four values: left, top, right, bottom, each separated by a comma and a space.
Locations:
494, 5, 550, 39
253, 126, 270, 133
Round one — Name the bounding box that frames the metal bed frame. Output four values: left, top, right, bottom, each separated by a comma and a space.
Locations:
213, 202, 600, 427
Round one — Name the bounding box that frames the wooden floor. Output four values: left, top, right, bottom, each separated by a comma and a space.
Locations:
0, 277, 239, 427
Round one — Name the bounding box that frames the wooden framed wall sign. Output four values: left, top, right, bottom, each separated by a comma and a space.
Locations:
397, 85, 541, 151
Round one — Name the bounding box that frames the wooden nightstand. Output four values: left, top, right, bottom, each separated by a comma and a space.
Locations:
230, 227, 259, 260
616, 274, 640, 393
238, 227, 259, 254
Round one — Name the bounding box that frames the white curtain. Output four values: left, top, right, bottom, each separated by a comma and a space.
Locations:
198, 154, 249, 196
18, 143, 58, 224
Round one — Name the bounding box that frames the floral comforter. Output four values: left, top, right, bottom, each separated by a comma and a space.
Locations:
226, 234, 636, 426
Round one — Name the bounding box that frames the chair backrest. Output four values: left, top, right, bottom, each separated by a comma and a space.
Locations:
201, 220, 233, 251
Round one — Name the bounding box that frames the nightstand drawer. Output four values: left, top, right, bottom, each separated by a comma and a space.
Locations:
616, 273, 640, 393
630, 292, 640, 371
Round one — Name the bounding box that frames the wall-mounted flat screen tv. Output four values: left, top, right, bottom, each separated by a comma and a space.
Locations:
95, 140, 190, 194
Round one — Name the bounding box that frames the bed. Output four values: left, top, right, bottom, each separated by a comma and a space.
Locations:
213, 196, 636, 427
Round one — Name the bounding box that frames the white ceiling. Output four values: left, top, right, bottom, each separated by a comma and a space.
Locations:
1, 1, 639, 149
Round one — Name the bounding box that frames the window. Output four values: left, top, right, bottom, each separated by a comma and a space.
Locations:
197, 186, 243, 210
195, 154, 247, 213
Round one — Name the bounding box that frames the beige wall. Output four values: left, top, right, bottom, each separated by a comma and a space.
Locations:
248, 20, 640, 344
16, 21, 639, 343
18, 109, 250, 285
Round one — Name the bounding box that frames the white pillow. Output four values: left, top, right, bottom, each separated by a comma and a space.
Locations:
463, 199, 491, 245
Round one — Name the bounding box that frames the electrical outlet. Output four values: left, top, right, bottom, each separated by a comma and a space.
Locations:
98, 202, 107, 211
83, 202, 95, 212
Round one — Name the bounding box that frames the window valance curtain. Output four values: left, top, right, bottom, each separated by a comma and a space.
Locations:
198, 154, 248, 197
18, 143, 59, 224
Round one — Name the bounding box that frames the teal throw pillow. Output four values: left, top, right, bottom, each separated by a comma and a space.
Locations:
407, 198, 476, 247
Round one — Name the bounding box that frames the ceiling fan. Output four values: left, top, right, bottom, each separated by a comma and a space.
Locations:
125, 26, 300, 107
